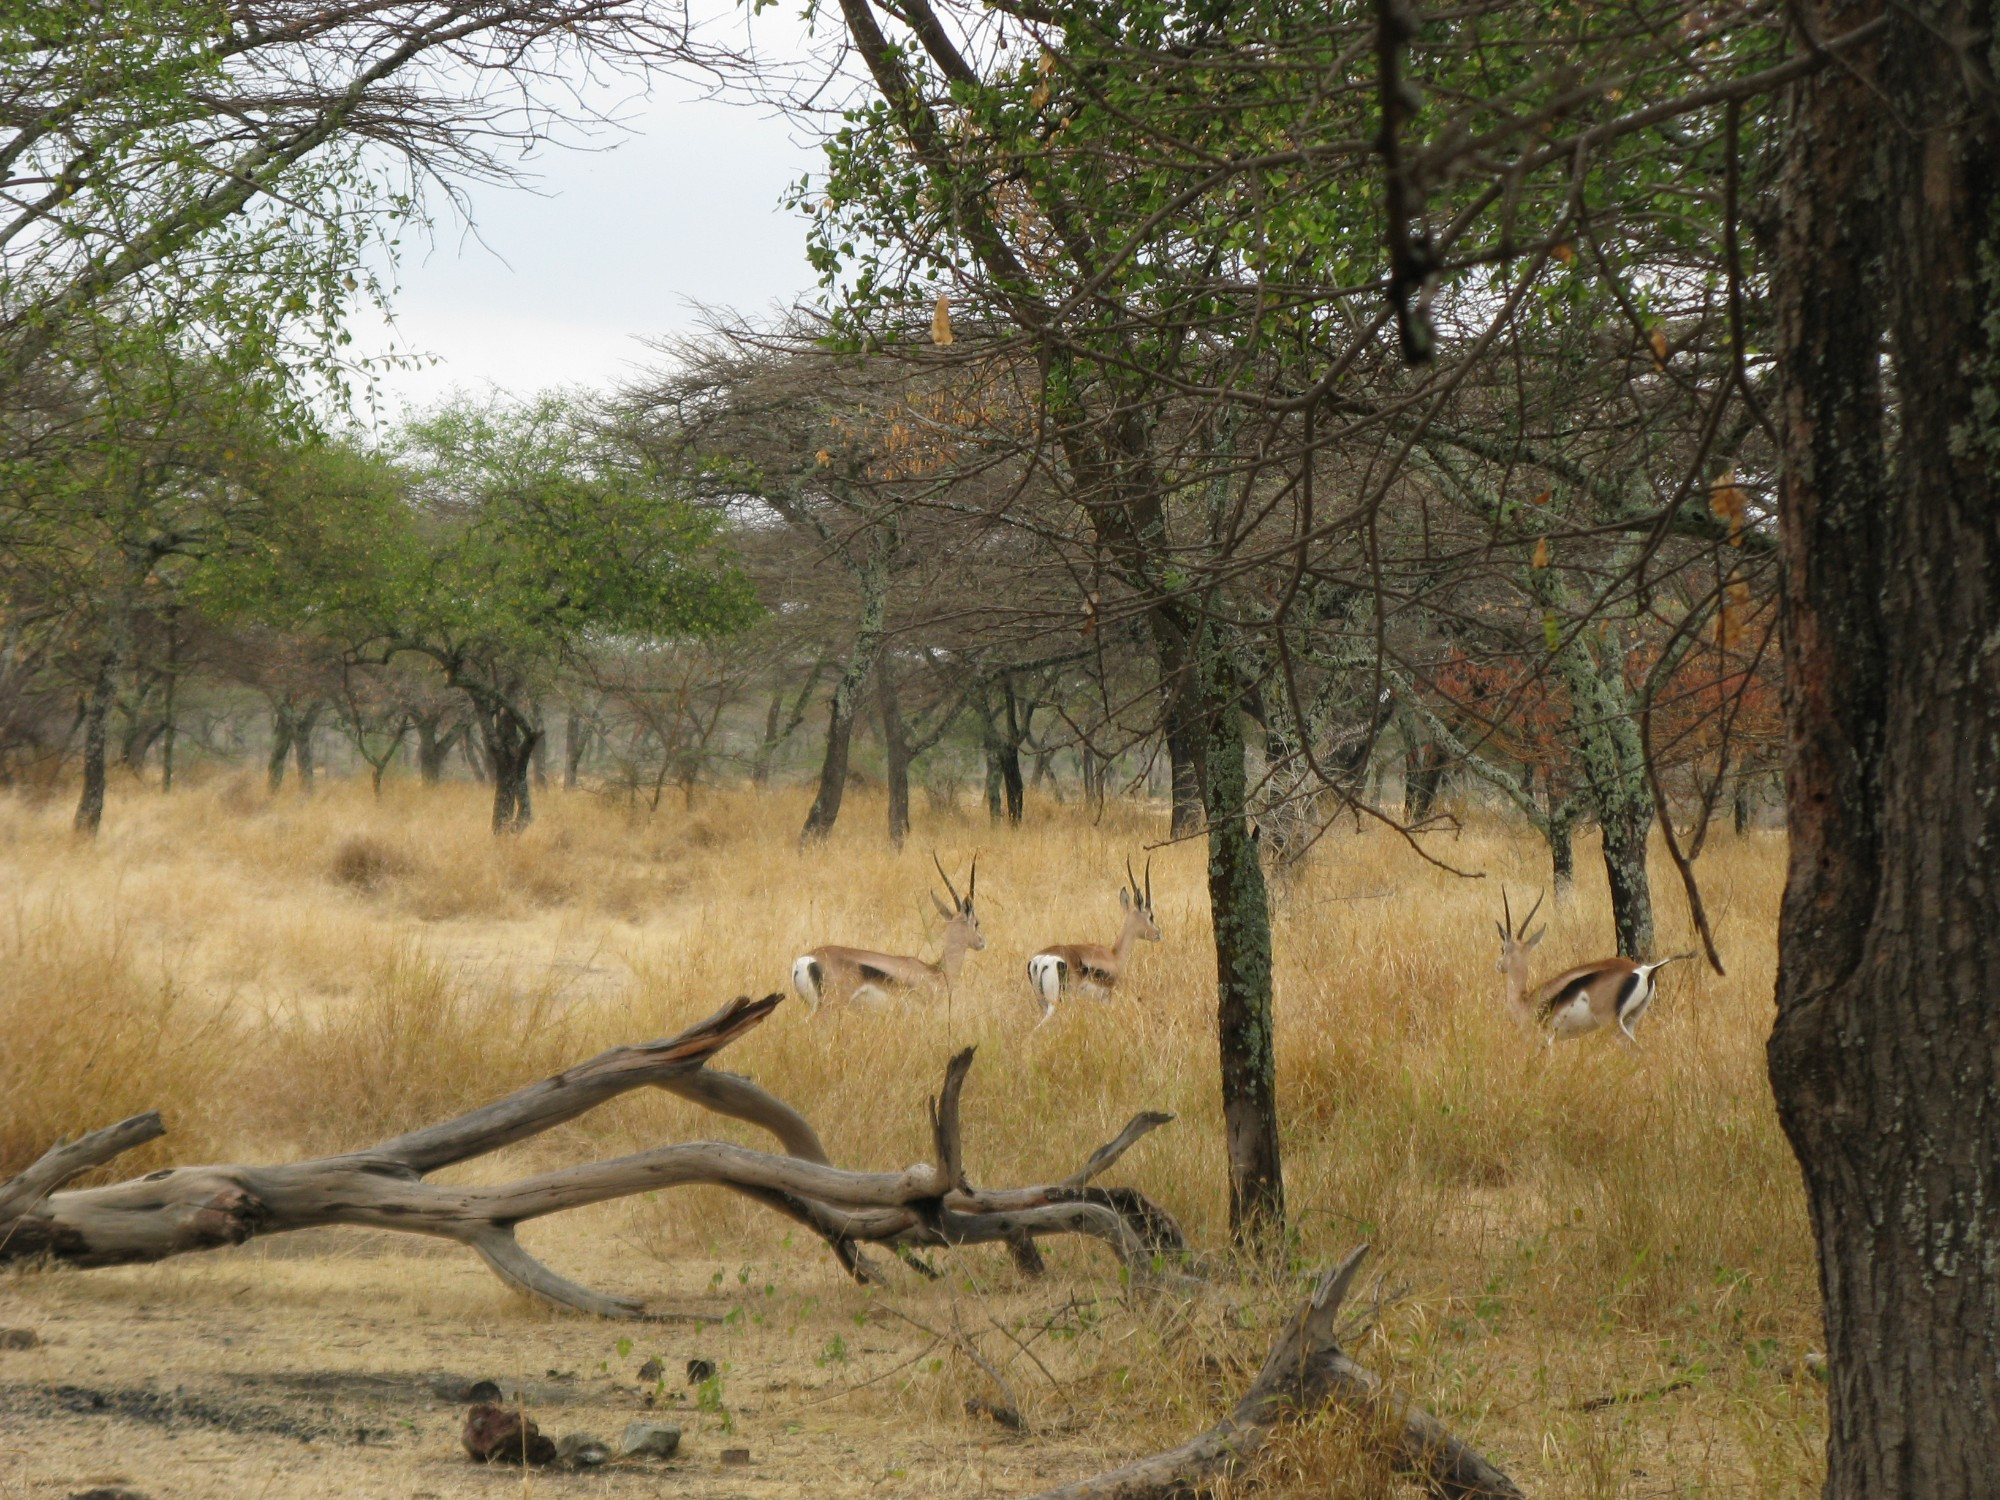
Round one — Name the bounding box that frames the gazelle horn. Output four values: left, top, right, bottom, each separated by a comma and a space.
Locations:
933, 851, 962, 910
1502, 886, 1513, 936
1144, 855, 1153, 908
1126, 856, 1140, 904
1517, 890, 1545, 939
966, 853, 976, 905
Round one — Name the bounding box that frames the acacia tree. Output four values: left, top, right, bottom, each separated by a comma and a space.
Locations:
217, 397, 759, 832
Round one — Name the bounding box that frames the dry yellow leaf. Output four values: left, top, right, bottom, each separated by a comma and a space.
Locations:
1531, 536, 1550, 569
815, 449, 832, 467
1529, 488, 1551, 506
1648, 325, 1670, 367
1716, 579, 1752, 649
1710, 468, 1749, 546
1551, 243, 1575, 266
932, 293, 954, 346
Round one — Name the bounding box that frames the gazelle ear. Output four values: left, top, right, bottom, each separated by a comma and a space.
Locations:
1526, 925, 1547, 949
1120, 887, 1131, 910
932, 891, 956, 919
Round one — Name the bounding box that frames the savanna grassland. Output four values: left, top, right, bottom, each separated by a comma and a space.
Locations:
0, 777, 1821, 1498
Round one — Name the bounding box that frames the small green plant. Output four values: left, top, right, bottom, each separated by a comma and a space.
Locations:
817, 1334, 848, 1366
696, 1372, 733, 1434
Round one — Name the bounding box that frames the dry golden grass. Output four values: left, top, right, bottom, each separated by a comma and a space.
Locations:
0, 775, 1822, 1496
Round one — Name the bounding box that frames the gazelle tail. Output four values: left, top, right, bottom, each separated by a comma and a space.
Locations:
791, 955, 823, 1013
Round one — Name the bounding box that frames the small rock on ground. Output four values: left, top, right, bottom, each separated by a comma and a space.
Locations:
685, 1357, 716, 1384
720, 1447, 751, 1467
67, 1490, 148, 1500
461, 1403, 556, 1466
637, 1357, 664, 1382
0, 1328, 40, 1350
620, 1420, 682, 1459
555, 1434, 612, 1470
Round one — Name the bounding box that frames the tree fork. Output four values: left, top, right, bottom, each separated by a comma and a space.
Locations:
0, 999, 1188, 1318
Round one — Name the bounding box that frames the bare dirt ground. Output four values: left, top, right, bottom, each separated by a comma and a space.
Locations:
0, 1225, 1159, 1499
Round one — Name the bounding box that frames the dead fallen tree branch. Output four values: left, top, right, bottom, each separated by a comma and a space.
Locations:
1029, 1246, 1523, 1500
0, 996, 1185, 1319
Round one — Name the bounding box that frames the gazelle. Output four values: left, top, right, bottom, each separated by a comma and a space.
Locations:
1026, 857, 1161, 1027
1494, 888, 1694, 1044
790, 856, 984, 1012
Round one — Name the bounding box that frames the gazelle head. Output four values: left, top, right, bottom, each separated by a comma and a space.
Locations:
1494, 887, 1546, 1000
930, 853, 986, 951
1120, 856, 1162, 942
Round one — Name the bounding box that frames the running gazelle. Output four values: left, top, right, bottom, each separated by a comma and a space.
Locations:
1026, 857, 1160, 1026
790, 856, 983, 1012
1494, 888, 1693, 1043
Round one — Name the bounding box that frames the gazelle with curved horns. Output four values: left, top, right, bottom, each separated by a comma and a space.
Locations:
1026, 857, 1161, 1027
790, 855, 984, 1012
1494, 888, 1694, 1044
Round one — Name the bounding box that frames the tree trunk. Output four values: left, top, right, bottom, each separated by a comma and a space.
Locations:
878, 657, 911, 848
1193, 664, 1284, 1247
1733, 777, 1754, 835
267, 703, 295, 792
984, 746, 1005, 822
1404, 737, 1446, 822
1765, 7, 2000, 1494
1598, 799, 1653, 957
480, 702, 539, 834
801, 683, 864, 845
998, 679, 1026, 826
416, 715, 463, 785
72, 652, 115, 836
1080, 743, 1106, 812
158, 617, 178, 796
1547, 805, 1575, 894
292, 702, 321, 796
1167, 717, 1202, 835
800, 568, 886, 847
564, 713, 588, 790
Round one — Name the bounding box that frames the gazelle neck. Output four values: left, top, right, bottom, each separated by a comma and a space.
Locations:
938, 916, 975, 977
1501, 950, 1535, 1016
1111, 908, 1148, 971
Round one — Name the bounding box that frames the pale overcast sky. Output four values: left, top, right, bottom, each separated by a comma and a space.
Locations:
350, 22, 827, 416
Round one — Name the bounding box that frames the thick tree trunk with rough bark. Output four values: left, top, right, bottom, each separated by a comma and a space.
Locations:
1598, 799, 1653, 957
72, 652, 115, 836
1765, 5, 2000, 1495
1192, 664, 1284, 1246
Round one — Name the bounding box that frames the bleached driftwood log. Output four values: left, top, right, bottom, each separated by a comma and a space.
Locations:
1031, 1246, 1523, 1500
0, 994, 1185, 1318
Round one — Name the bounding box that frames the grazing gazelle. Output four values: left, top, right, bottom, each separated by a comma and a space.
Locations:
1026, 857, 1161, 1026
1494, 888, 1693, 1044
790, 856, 984, 1012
